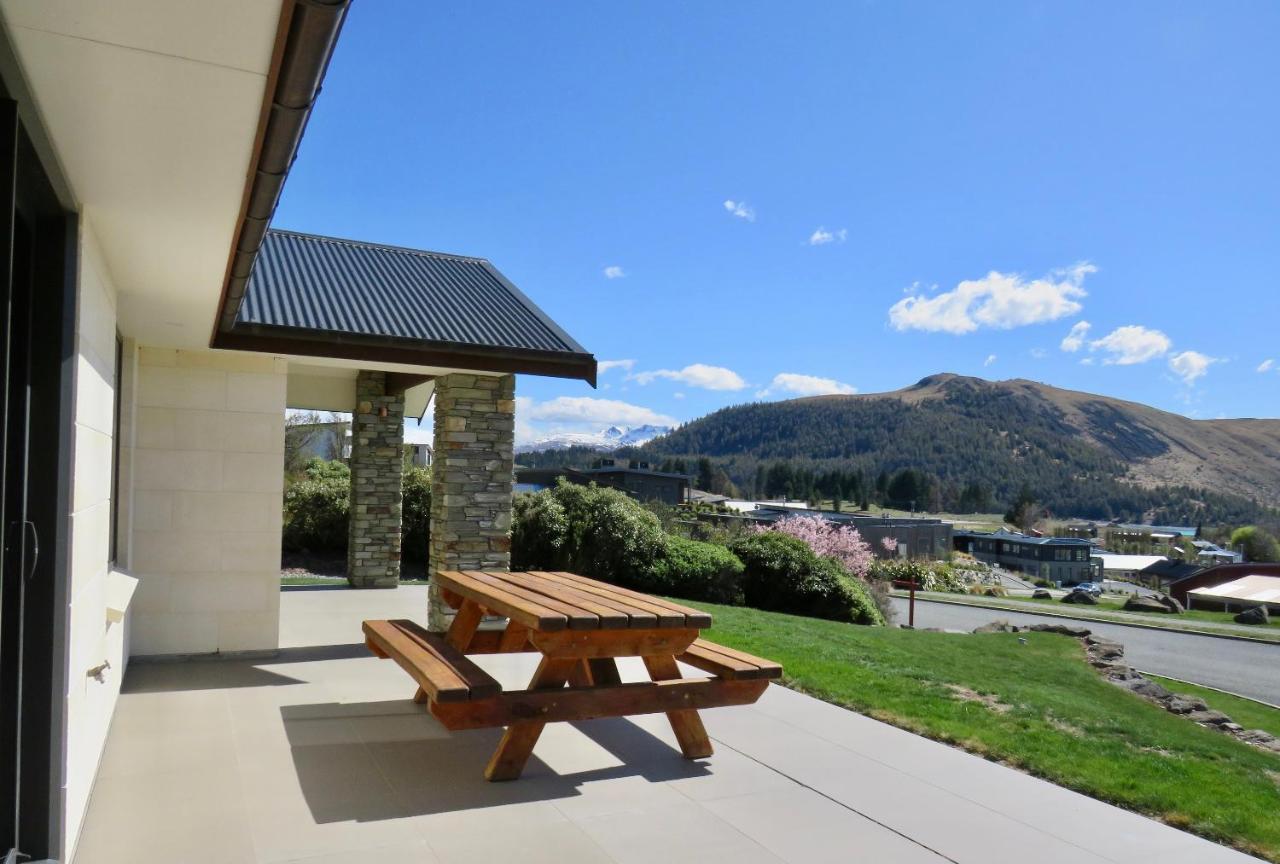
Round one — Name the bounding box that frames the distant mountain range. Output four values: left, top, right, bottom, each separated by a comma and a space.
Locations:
632, 373, 1279, 524
515, 424, 672, 455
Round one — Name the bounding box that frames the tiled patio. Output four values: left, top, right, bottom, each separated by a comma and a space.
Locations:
76, 586, 1260, 864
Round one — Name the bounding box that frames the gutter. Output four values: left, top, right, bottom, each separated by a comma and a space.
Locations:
210, 0, 349, 340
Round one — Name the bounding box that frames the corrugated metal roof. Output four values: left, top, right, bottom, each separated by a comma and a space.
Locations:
1188, 575, 1280, 604
238, 230, 590, 357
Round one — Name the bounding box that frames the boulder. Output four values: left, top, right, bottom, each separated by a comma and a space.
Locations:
1061, 590, 1098, 605
973, 620, 1016, 634
1029, 623, 1091, 637
1156, 594, 1185, 614
1187, 708, 1233, 726
1234, 605, 1269, 625
1032, 589, 1053, 600
1164, 696, 1208, 714
1123, 595, 1175, 614
1129, 679, 1171, 700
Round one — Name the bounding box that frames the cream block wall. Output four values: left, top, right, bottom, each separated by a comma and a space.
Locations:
129, 347, 286, 656
63, 222, 125, 860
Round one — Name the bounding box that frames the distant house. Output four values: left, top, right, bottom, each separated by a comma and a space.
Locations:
752, 504, 953, 560
407, 442, 432, 467
1092, 553, 1168, 584
1185, 574, 1280, 614
1139, 558, 1202, 591
1190, 539, 1242, 565
515, 459, 690, 505
955, 529, 1094, 584
1168, 562, 1280, 606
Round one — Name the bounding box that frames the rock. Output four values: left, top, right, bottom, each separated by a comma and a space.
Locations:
1238, 729, 1276, 746
1032, 589, 1053, 599
1164, 696, 1208, 714
1129, 679, 1171, 700
1187, 709, 1233, 725
1222, 722, 1244, 733
1061, 590, 1098, 605
973, 620, 1015, 634
1085, 635, 1124, 659
983, 588, 1001, 597
1029, 623, 1091, 637
1156, 594, 1185, 614
1233, 605, 1269, 625
1124, 595, 1176, 614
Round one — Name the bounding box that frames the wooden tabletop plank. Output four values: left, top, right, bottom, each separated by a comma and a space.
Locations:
435, 570, 568, 632
522, 571, 659, 628
531, 571, 683, 627
491, 572, 631, 629
459, 571, 601, 631
547, 571, 712, 628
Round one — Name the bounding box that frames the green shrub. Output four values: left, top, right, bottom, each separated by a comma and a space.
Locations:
649, 535, 745, 605
511, 480, 666, 588
283, 458, 350, 554
729, 533, 884, 625
402, 465, 431, 564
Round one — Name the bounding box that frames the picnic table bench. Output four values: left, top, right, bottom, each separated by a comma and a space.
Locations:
363, 570, 781, 781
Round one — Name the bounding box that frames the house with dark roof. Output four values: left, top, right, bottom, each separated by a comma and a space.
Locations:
516, 459, 691, 505
1139, 558, 1202, 591
955, 529, 1094, 584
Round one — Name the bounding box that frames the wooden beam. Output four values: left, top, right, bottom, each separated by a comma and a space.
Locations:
644, 655, 713, 759
530, 627, 698, 659
431, 677, 769, 731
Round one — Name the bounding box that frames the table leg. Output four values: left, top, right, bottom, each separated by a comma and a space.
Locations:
643, 655, 713, 759
446, 598, 484, 652
586, 657, 622, 687
484, 656, 578, 781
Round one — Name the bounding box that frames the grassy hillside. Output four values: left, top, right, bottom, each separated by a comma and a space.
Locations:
637, 373, 1278, 524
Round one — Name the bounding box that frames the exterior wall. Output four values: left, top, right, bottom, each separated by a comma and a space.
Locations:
428, 374, 515, 630
62, 222, 124, 859
128, 348, 286, 655
347, 370, 405, 587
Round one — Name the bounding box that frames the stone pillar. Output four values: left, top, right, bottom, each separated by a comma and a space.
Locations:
428, 373, 516, 630
347, 370, 405, 588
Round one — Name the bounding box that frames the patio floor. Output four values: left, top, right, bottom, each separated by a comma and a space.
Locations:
75, 585, 1261, 864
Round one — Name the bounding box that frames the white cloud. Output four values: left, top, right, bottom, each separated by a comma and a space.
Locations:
523, 396, 677, 427
632, 363, 746, 391
888, 263, 1094, 334
1168, 350, 1218, 386
597, 359, 635, 374
723, 199, 756, 222
807, 227, 847, 246
673, 392, 685, 399
756, 372, 857, 399
984, 354, 997, 367
602, 265, 625, 279
1060, 320, 1092, 352
1030, 348, 1048, 359
1088, 325, 1172, 365
1258, 359, 1275, 374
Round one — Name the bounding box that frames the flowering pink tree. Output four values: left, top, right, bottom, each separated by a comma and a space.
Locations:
755, 515, 874, 579
880, 536, 899, 554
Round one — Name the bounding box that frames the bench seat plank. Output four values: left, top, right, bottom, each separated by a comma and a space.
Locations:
679, 638, 783, 681
363, 619, 501, 703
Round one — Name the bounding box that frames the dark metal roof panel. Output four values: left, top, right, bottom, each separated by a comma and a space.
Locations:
238, 230, 590, 356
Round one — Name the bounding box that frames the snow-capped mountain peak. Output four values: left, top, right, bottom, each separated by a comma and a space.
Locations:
516, 424, 672, 454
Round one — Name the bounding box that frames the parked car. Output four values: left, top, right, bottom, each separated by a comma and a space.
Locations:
1073, 582, 1104, 596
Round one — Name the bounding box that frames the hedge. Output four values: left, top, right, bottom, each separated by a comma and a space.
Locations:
729, 532, 884, 625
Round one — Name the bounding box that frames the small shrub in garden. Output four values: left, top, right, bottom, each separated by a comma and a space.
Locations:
282, 458, 350, 554
649, 535, 745, 605
755, 515, 873, 579
401, 465, 431, 565
729, 532, 884, 625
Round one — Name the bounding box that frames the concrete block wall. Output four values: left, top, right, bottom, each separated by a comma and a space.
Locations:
347, 370, 405, 587
128, 348, 286, 655
428, 373, 515, 630
63, 222, 124, 858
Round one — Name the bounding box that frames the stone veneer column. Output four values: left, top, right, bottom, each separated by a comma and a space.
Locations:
428, 373, 516, 630
347, 370, 405, 588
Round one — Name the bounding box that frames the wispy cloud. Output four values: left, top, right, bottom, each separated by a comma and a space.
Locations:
757, 373, 856, 399
602, 265, 625, 279
1168, 350, 1219, 386
514, 396, 679, 446
888, 263, 1094, 334
984, 354, 997, 367
633, 363, 746, 391
807, 227, 847, 246
1088, 325, 1171, 365
1258, 359, 1275, 374
1030, 348, 1048, 360
597, 359, 635, 375
1060, 320, 1091, 352
723, 199, 756, 222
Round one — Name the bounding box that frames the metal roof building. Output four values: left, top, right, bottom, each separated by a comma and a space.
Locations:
222, 229, 597, 383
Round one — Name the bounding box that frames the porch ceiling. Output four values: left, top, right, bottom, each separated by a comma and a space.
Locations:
0, 0, 285, 348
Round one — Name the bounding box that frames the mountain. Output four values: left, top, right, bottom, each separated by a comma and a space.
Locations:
640, 373, 1280, 523
516, 424, 672, 455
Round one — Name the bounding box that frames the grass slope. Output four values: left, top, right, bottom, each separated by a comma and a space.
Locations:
694, 600, 1280, 861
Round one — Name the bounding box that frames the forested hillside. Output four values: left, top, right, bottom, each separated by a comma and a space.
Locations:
520, 374, 1279, 526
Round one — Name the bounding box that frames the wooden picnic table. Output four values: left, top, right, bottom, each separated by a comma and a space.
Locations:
363, 570, 781, 781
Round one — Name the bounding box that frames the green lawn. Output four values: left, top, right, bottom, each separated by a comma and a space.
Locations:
1021, 594, 1280, 630
280, 575, 430, 587
694, 600, 1280, 862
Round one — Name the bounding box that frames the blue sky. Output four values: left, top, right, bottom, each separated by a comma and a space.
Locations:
273, 1, 1279, 444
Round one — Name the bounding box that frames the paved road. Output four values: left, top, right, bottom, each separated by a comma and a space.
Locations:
891, 597, 1280, 705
